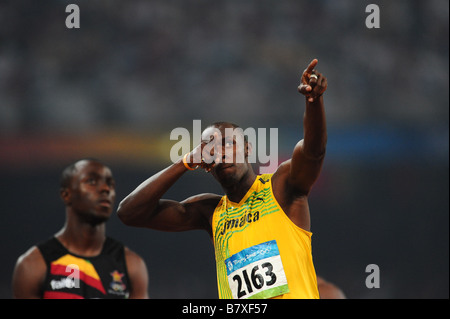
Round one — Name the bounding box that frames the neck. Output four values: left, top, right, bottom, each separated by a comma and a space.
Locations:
55, 211, 107, 257
223, 169, 257, 203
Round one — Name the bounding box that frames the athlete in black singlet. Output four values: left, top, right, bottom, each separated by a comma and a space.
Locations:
12, 159, 149, 299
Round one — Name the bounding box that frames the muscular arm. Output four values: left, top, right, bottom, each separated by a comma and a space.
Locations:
289, 98, 327, 195
117, 154, 220, 235
124, 247, 149, 299
12, 246, 47, 299
274, 59, 327, 195
289, 59, 328, 195
272, 59, 328, 230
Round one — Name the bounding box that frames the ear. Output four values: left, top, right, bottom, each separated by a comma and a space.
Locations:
60, 187, 71, 205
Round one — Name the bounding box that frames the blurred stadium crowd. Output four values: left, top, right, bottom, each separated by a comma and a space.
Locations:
0, 0, 447, 137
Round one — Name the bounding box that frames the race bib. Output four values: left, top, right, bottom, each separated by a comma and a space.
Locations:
225, 240, 289, 299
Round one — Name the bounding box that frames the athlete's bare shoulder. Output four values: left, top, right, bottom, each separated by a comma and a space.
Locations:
317, 276, 346, 299
15, 245, 45, 269
271, 159, 296, 198
12, 246, 47, 298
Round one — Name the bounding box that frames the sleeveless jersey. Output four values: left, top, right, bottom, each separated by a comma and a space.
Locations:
212, 174, 319, 299
38, 237, 131, 299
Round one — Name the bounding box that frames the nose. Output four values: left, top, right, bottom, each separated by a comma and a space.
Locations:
98, 180, 111, 194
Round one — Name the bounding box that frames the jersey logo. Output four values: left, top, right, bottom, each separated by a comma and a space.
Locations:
258, 177, 268, 184
220, 210, 260, 235
108, 270, 129, 298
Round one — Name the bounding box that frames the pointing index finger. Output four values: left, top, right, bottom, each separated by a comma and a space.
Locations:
305, 59, 318, 74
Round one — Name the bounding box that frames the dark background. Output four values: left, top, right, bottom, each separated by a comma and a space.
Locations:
0, 0, 448, 298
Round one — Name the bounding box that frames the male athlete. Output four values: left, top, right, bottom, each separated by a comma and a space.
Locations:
117, 59, 327, 299
12, 159, 149, 299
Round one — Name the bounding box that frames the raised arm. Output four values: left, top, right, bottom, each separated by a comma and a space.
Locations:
288, 58, 328, 195
117, 144, 220, 235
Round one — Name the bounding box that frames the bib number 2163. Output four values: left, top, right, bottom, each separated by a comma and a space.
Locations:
225, 240, 289, 299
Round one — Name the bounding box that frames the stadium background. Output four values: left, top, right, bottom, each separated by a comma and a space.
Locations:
0, 0, 448, 298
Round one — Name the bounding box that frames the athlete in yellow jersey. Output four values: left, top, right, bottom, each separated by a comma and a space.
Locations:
117, 59, 328, 299
212, 173, 319, 298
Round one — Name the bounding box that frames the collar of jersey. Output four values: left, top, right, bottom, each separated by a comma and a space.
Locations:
224, 175, 261, 207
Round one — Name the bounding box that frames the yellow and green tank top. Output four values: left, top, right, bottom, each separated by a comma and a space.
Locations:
212, 174, 319, 299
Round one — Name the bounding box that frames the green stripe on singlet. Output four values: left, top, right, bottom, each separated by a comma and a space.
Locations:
214, 181, 280, 299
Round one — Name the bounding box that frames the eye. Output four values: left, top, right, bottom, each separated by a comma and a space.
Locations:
87, 178, 97, 185
107, 179, 116, 189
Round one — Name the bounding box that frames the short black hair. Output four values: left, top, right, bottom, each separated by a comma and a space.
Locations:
208, 121, 241, 129
207, 121, 248, 143
59, 158, 104, 189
